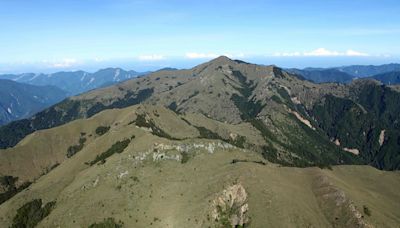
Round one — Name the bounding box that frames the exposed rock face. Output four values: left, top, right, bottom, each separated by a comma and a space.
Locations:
343, 148, 360, 155
212, 183, 249, 227
290, 110, 316, 130
312, 174, 373, 228
379, 130, 385, 147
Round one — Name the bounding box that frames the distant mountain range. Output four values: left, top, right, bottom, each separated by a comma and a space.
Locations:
0, 68, 144, 95
287, 68, 354, 83
369, 71, 400, 85
1, 57, 400, 227
336, 63, 400, 77
0, 79, 67, 125
288, 63, 400, 84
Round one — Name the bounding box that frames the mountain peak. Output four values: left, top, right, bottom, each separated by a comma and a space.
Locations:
208, 55, 235, 65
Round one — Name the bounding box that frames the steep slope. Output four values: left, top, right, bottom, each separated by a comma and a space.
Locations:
370, 71, 400, 85
1, 57, 400, 170
335, 63, 400, 77
0, 68, 142, 95
0, 104, 399, 227
0, 79, 67, 126
310, 80, 400, 170
287, 68, 354, 83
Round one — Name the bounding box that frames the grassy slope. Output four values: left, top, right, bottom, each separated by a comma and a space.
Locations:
1, 145, 399, 227
0, 105, 398, 227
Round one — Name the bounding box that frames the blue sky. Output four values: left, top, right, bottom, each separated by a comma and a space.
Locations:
0, 0, 400, 73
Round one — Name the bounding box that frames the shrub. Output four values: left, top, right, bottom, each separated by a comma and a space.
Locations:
88, 217, 123, 228
95, 126, 110, 136
89, 139, 131, 166
181, 152, 190, 164
11, 199, 55, 228
67, 137, 87, 158
135, 114, 178, 140
0, 176, 32, 205
363, 205, 371, 216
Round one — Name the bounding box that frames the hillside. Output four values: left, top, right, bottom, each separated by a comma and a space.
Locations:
335, 63, 400, 77
1, 57, 399, 170
0, 68, 143, 95
287, 68, 354, 83
370, 71, 400, 85
0, 104, 398, 227
288, 66, 400, 85
0, 79, 67, 126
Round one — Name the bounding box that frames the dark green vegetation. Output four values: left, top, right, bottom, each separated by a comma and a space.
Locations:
370, 71, 400, 85
229, 70, 265, 121
227, 72, 360, 168
1, 57, 400, 170
95, 126, 110, 136
67, 136, 87, 158
87, 88, 154, 117
363, 205, 371, 217
0, 99, 83, 149
135, 114, 178, 140
88, 217, 123, 228
311, 83, 400, 170
0, 88, 153, 149
11, 199, 55, 228
181, 152, 191, 164
0, 176, 31, 205
215, 204, 248, 228
194, 125, 246, 149
231, 159, 266, 166
88, 139, 131, 166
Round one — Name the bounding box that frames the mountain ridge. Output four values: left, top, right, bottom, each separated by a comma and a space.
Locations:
0, 68, 144, 96
0, 79, 67, 126
0, 56, 399, 170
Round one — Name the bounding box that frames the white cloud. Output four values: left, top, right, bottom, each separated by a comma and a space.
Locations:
185, 52, 245, 59
185, 52, 219, 59
138, 54, 165, 61
274, 48, 369, 57
345, 50, 369, 57
304, 48, 341, 56
48, 58, 78, 68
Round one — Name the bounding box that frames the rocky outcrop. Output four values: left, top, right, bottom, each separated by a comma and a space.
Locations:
212, 183, 249, 227
312, 174, 372, 228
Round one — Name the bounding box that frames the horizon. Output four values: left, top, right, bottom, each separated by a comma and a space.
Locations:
1, 0, 400, 73
1, 55, 400, 75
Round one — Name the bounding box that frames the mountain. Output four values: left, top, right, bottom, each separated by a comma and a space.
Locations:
335, 63, 400, 77
0, 79, 67, 126
0, 68, 143, 95
1, 56, 400, 170
288, 64, 400, 85
287, 68, 354, 83
0, 104, 399, 227
0, 57, 400, 227
369, 71, 400, 85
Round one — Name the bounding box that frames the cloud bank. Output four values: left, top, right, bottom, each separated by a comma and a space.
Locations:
185, 52, 245, 59
138, 54, 165, 61
274, 48, 369, 57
